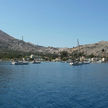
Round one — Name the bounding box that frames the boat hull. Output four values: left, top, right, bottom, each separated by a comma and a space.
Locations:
12, 61, 29, 65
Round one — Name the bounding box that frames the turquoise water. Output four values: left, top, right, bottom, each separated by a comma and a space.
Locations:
0, 62, 108, 108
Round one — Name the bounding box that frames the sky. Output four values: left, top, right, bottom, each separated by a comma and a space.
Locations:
0, 0, 108, 48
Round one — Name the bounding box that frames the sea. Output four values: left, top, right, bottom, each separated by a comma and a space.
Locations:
0, 62, 108, 108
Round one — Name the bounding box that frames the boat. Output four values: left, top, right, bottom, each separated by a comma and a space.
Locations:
31, 60, 41, 64
96, 60, 102, 63
69, 61, 83, 66
70, 59, 91, 66
83, 60, 91, 64
12, 61, 29, 65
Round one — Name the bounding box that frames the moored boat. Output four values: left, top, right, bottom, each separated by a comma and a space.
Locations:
83, 61, 91, 64
31, 60, 41, 64
69, 61, 83, 66
12, 61, 29, 65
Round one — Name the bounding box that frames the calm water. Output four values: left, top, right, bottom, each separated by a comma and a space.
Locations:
0, 62, 108, 108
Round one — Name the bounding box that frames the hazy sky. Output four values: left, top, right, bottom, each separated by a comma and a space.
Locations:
0, 0, 108, 47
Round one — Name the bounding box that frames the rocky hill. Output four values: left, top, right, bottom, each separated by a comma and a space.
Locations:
0, 29, 108, 56
66, 41, 108, 56
0, 30, 60, 54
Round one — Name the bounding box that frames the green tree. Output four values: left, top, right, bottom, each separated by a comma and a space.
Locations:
60, 51, 68, 60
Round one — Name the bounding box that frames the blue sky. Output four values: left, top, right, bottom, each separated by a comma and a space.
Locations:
0, 0, 108, 47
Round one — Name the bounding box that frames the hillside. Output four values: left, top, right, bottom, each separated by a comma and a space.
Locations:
0, 30, 59, 54
0, 29, 108, 56
66, 41, 108, 56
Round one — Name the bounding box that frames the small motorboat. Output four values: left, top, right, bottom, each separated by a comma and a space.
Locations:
12, 61, 29, 65
69, 61, 83, 66
83, 61, 91, 64
31, 60, 41, 64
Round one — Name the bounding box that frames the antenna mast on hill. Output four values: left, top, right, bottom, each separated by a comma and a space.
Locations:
22, 36, 24, 41
77, 39, 80, 47
77, 39, 80, 53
